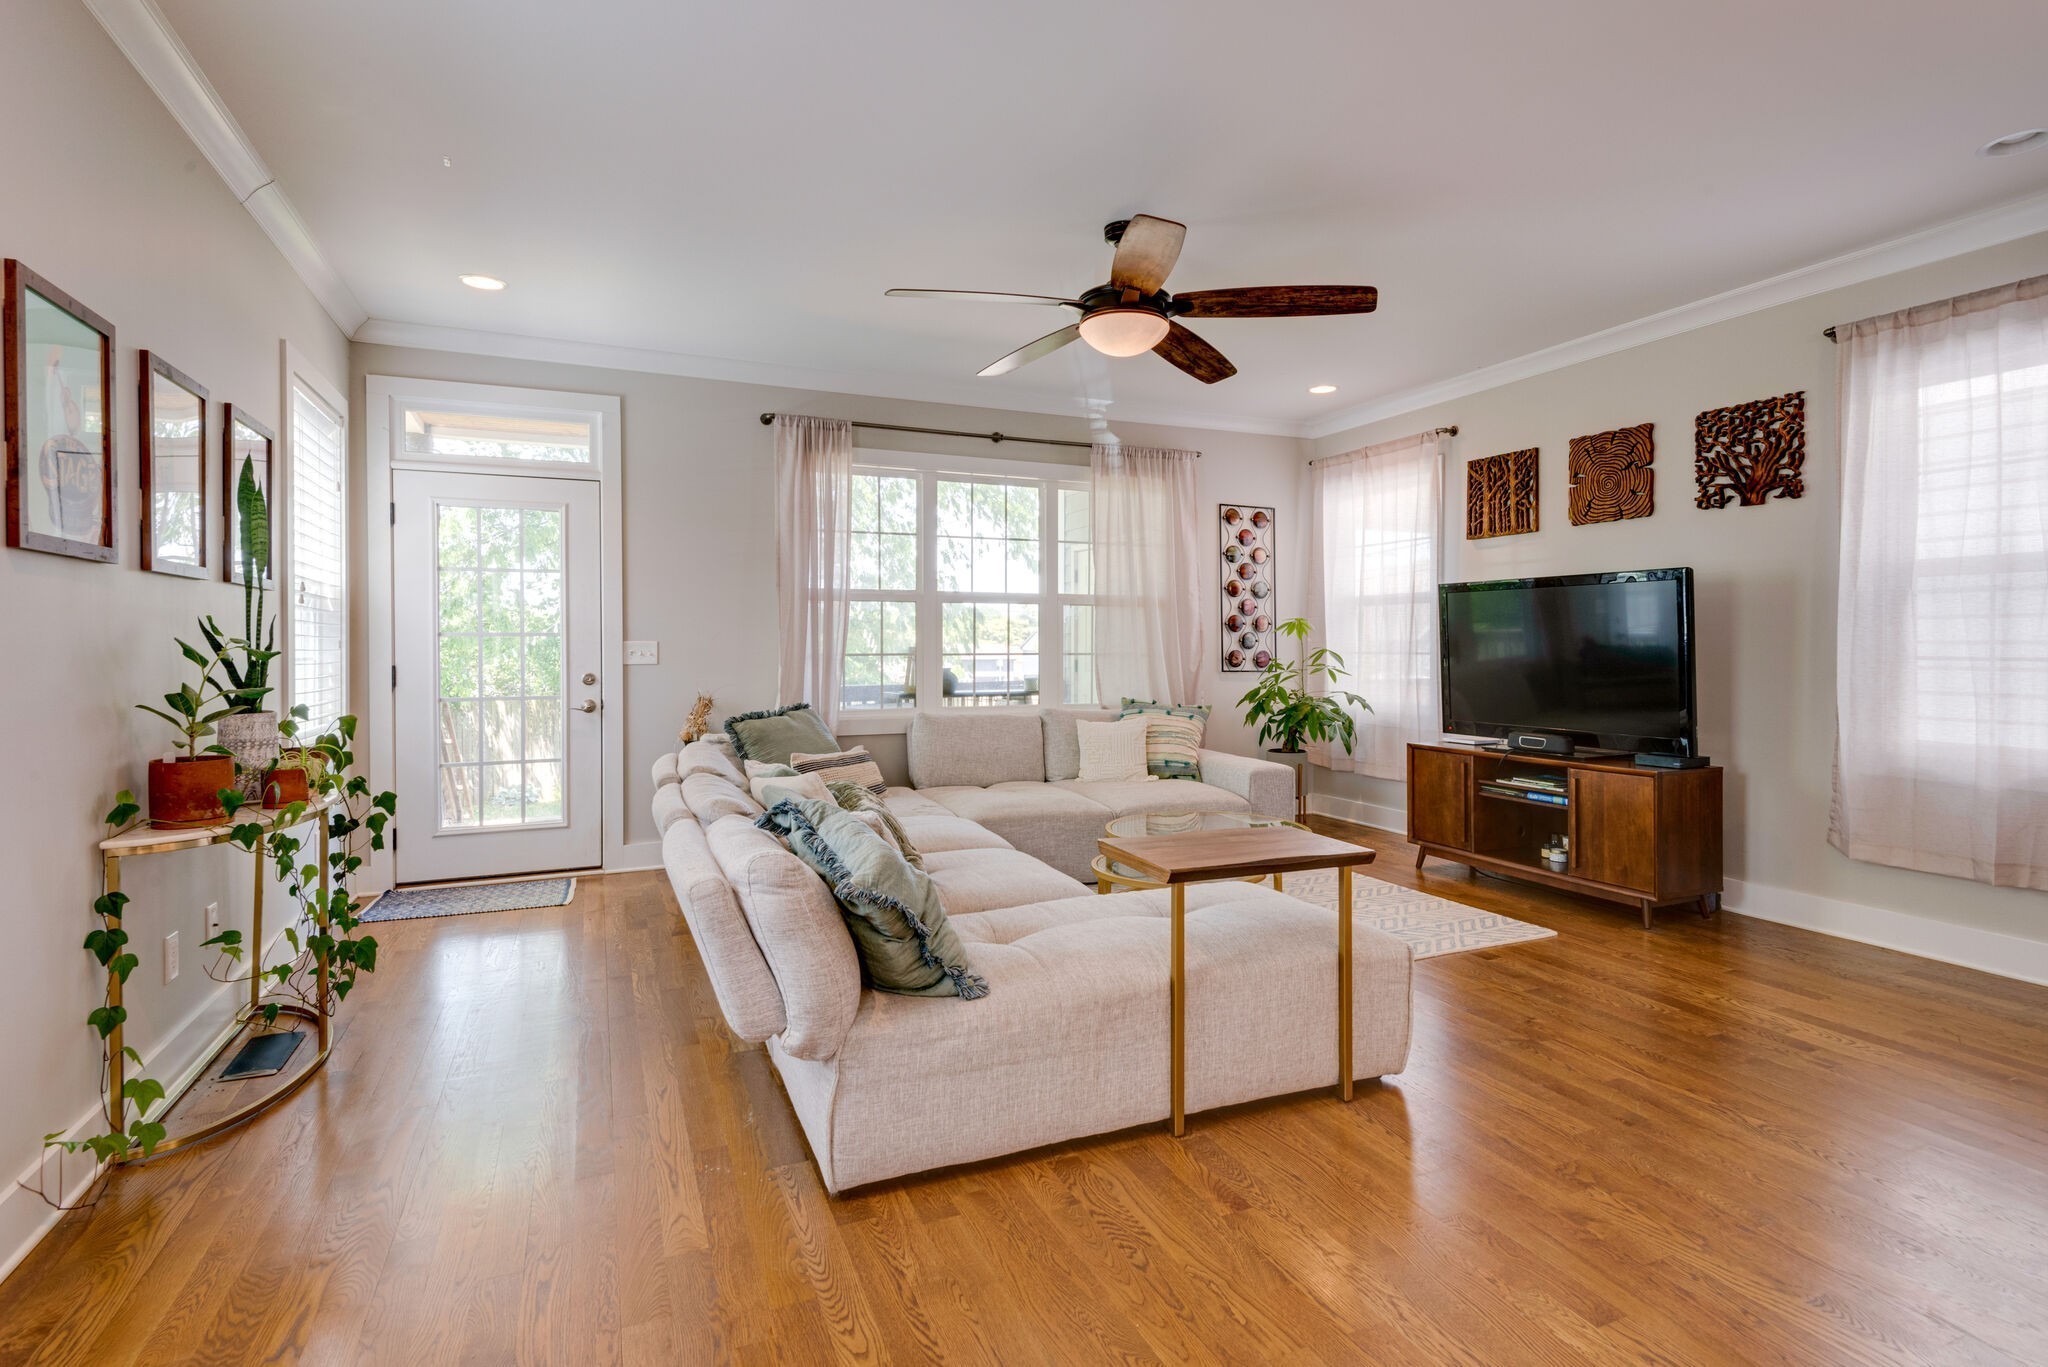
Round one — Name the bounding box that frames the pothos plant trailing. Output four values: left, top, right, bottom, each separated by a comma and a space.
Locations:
40, 707, 394, 1198
1236, 617, 1373, 757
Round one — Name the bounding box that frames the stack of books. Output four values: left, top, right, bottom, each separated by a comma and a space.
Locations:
1481, 773, 1569, 805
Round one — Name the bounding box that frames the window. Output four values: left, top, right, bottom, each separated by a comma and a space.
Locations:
287, 374, 347, 737
839, 456, 1093, 716
402, 408, 592, 465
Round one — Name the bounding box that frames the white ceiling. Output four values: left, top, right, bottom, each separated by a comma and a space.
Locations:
155, 0, 2048, 431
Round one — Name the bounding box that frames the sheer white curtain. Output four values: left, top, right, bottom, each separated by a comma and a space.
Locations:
773, 415, 853, 730
1307, 430, 1445, 780
1091, 440, 1203, 705
1832, 274, 2048, 890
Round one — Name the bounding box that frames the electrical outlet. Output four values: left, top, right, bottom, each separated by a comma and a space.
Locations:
625, 640, 659, 665
163, 930, 180, 984
205, 901, 221, 939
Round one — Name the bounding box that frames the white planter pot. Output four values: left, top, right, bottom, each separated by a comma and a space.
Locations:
215, 710, 278, 801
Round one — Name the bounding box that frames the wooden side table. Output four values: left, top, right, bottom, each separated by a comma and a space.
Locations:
1094, 825, 1379, 1137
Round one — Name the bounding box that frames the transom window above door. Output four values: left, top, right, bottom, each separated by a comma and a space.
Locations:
842, 454, 1094, 720
401, 407, 594, 467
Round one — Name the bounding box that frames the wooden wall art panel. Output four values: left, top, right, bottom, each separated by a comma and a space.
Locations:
1466, 448, 1539, 539
1695, 390, 1805, 508
1219, 504, 1275, 671
1567, 423, 1655, 525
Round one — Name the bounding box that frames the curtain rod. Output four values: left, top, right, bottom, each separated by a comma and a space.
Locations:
1824, 327, 1838, 342
759, 412, 1175, 454
1307, 425, 1458, 465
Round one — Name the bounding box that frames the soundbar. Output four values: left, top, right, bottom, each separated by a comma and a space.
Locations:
1504, 730, 1575, 756
1633, 752, 1710, 769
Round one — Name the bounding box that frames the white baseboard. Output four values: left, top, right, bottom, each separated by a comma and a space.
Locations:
607, 840, 662, 873
1307, 791, 1406, 834
1723, 878, 2048, 987
0, 919, 308, 1284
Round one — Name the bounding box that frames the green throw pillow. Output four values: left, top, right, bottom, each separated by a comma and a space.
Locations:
826, 779, 924, 869
725, 702, 838, 767
756, 797, 986, 999
1118, 698, 1210, 781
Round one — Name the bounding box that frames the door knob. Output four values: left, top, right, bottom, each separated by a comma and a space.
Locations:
582, 672, 597, 685
576, 699, 599, 713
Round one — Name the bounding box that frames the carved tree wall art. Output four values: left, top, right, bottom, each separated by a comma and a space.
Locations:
1568, 423, 1655, 525
1466, 448, 1539, 539
1695, 391, 1805, 508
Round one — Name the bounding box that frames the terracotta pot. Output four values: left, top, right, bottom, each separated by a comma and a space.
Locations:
147, 755, 236, 829
261, 766, 310, 809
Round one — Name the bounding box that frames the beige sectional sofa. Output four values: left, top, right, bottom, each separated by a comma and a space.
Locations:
652, 709, 1412, 1193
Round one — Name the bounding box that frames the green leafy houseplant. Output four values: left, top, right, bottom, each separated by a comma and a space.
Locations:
205, 458, 277, 715
40, 712, 395, 1201
134, 635, 239, 759
1236, 617, 1372, 755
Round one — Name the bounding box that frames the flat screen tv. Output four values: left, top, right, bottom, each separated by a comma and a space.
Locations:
1439, 568, 1697, 757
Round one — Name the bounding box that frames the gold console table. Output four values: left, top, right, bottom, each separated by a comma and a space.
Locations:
98, 799, 333, 1162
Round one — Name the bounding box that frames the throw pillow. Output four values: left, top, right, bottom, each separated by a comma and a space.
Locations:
755, 797, 987, 999
826, 779, 924, 869
790, 746, 887, 796
725, 702, 838, 767
1075, 715, 1154, 783
743, 760, 832, 807
1119, 699, 1211, 780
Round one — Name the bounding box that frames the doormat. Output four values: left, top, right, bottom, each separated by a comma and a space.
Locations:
1273, 870, 1555, 959
360, 877, 576, 923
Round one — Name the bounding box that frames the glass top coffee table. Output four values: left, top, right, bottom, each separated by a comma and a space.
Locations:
1092, 812, 1306, 892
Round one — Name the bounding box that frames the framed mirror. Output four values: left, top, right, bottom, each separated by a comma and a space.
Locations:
221, 404, 275, 587
139, 352, 209, 578
5, 260, 117, 562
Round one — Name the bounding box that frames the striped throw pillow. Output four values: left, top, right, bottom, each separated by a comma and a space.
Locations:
1118, 699, 1210, 780
790, 746, 888, 796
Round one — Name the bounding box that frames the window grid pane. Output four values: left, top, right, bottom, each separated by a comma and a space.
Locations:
288, 382, 347, 736
941, 601, 1039, 707
840, 597, 918, 711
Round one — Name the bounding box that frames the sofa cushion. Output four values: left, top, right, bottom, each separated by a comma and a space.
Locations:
757, 798, 987, 999
662, 819, 786, 1042
703, 814, 862, 1060
651, 782, 690, 835
906, 710, 1044, 788
919, 782, 1112, 882
950, 882, 1276, 945
1053, 777, 1248, 820
678, 739, 747, 786
682, 771, 762, 825
828, 780, 924, 868
922, 848, 1089, 915
652, 751, 682, 790
725, 702, 838, 767
1040, 706, 1119, 782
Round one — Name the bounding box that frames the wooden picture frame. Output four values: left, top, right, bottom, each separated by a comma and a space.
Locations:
1466, 448, 1539, 539
140, 352, 210, 578
222, 405, 276, 587
5, 260, 117, 562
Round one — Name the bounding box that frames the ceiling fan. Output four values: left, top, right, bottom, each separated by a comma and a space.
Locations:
886, 214, 1377, 384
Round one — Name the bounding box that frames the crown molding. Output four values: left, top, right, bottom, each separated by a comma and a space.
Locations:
1305, 187, 2048, 440
353, 318, 1310, 439
84, 0, 368, 335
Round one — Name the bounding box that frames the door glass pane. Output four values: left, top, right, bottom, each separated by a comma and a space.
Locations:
434, 501, 571, 830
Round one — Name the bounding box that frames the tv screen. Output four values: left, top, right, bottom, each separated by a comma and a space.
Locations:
1439, 568, 1696, 756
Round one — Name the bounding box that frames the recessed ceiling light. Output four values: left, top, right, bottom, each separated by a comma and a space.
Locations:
460, 274, 507, 291
1308, 384, 1337, 395
1978, 128, 2048, 158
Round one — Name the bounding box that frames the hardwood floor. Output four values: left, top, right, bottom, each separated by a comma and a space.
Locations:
4, 820, 2046, 1364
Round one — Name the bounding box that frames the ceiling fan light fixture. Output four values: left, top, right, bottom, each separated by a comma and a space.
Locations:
1078, 307, 1170, 357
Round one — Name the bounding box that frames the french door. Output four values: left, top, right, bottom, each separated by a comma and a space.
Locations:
392, 469, 603, 882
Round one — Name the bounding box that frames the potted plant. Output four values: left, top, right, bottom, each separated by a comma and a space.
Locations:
261, 706, 326, 808
1236, 618, 1372, 818
135, 638, 240, 828
206, 459, 280, 798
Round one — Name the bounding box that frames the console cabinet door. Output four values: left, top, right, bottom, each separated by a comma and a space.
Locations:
1569, 769, 1657, 891
1408, 749, 1471, 850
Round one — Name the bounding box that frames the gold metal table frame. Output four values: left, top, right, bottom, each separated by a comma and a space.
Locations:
99, 800, 335, 1162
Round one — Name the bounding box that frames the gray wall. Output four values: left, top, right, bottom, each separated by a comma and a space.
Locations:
350, 345, 1306, 848
1308, 229, 2048, 952
0, 2, 351, 1273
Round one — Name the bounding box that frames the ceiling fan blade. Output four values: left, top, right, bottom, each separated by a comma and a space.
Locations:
1173, 286, 1379, 318
978, 323, 1084, 377
1109, 214, 1186, 294
1152, 321, 1236, 384
886, 289, 1080, 308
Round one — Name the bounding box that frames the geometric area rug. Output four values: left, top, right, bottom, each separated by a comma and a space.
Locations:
359, 877, 577, 923
1266, 869, 1556, 959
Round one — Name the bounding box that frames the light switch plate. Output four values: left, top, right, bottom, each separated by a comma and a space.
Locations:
163, 930, 180, 984
625, 640, 659, 665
